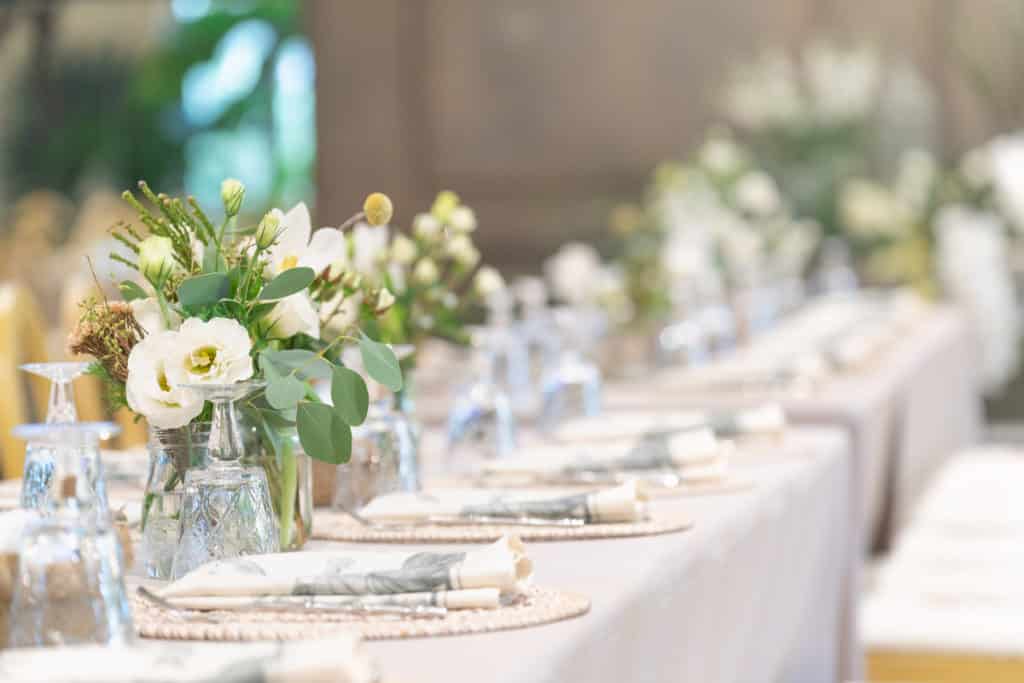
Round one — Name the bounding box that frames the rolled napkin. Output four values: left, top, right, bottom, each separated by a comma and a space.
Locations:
160, 535, 532, 611
361, 482, 648, 524
556, 405, 785, 442
486, 429, 728, 484
0, 638, 377, 683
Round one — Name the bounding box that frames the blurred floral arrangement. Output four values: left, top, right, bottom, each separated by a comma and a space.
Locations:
362, 191, 505, 363
68, 178, 403, 538
722, 40, 937, 238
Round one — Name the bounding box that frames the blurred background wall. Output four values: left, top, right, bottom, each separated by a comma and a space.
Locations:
312, 0, 1024, 270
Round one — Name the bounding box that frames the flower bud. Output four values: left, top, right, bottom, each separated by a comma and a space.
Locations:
413, 213, 442, 242
374, 287, 396, 314
138, 235, 177, 284
431, 190, 459, 221
474, 266, 505, 297
363, 192, 393, 226
255, 211, 280, 250
390, 234, 418, 265
413, 258, 440, 285
220, 178, 245, 217
446, 234, 480, 267
448, 205, 477, 233
341, 271, 363, 289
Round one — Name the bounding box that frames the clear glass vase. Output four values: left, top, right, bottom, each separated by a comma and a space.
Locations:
243, 429, 313, 552
333, 398, 417, 512
140, 422, 210, 580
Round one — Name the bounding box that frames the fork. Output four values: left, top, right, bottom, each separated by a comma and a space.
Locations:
339, 504, 585, 528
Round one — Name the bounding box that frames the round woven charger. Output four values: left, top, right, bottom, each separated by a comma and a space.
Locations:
312, 509, 692, 544
134, 586, 590, 641
645, 474, 755, 499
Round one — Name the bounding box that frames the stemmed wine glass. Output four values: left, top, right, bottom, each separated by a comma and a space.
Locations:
539, 307, 604, 430
8, 421, 132, 647
170, 381, 278, 580
19, 362, 91, 509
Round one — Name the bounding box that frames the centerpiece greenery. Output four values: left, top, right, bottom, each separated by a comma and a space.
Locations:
69, 178, 402, 548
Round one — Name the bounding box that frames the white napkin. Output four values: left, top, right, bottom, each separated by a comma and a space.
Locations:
362, 482, 648, 524
0, 639, 377, 683
160, 536, 532, 610
486, 428, 728, 483
555, 407, 783, 442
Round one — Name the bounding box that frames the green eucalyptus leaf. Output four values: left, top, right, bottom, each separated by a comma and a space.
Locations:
119, 281, 147, 302
266, 375, 307, 410
261, 349, 331, 381
297, 402, 352, 464
259, 267, 316, 301
359, 332, 403, 392
203, 243, 227, 273
331, 366, 369, 426
178, 273, 230, 308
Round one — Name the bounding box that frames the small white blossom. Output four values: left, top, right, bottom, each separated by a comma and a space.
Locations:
448, 206, 477, 233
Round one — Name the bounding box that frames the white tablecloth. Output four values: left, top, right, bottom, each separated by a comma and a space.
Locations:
607, 305, 981, 551
308, 427, 853, 683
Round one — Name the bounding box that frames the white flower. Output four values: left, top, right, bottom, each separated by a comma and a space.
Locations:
130, 298, 180, 336
351, 222, 390, 277
413, 213, 442, 241
474, 266, 505, 297
895, 148, 938, 211
544, 242, 603, 306
839, 180, 914, 239
446, 234, 480, 267
138, 235, 178, 283
448, 206, 477, 233
266, 293, 320, 340
413, 258, 440, 284
164, 317, 253, 386
803, 41, 880, 123
323, 291, 363, 337
126, 332, 203, 429
699, 137, 744, 177
374, 287, 396, 313
986, 134, 1024, 233
266, 202, 346, 277
733, 171, 781, 216
389, 234, 418, 265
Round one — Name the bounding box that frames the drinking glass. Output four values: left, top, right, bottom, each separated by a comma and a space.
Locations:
19, 362, 90, 509
446, 335, 517, 470
170, 382, 278, 580
333, 397, 417, 511
539, 307, 604, 430
8, 421, 132, 647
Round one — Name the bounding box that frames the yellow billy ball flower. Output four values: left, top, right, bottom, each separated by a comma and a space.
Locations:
363, 192, 394, 226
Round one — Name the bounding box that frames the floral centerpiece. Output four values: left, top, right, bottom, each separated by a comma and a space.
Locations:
70, 179, 402, 550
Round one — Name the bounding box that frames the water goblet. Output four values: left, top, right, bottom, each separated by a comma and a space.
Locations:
170, 381, 278, 580
18, 362, 91, 510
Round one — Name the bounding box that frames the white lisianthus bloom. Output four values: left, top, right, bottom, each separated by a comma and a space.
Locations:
474, 266, 505, 297
266, 202, 346, 277
413, 258, 440, 285
126, 332, 203, 429
448, 206, 477, 233
138, 235, 178, 283
733, 171, 781, 216
267, 292, 320, 340
351, 222, 390, 277
413, 213, 442, 242
164, 317, 254, 386
446, 234, 480, 267
389, 234, 418, 265
130, 298, 181, 336
544, 242, 602, 306
323, 291, 363, 337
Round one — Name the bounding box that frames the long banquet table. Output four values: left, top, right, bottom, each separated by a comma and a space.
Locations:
306, 427, 854, 683
606, 304, 981, 552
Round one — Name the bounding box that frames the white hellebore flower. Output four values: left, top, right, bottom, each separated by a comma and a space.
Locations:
413, 213, 442, 242
448, 205, 477, 233
267, 293, 321, 340
266, 202, 346, 277
130, 297, 181, 336
165, 317, 254, 387
474, 266, 505, 297
351, 222, 390, 278
733, 171, 781, 216
126, 332, 203, 429
390, 234, 418, 265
